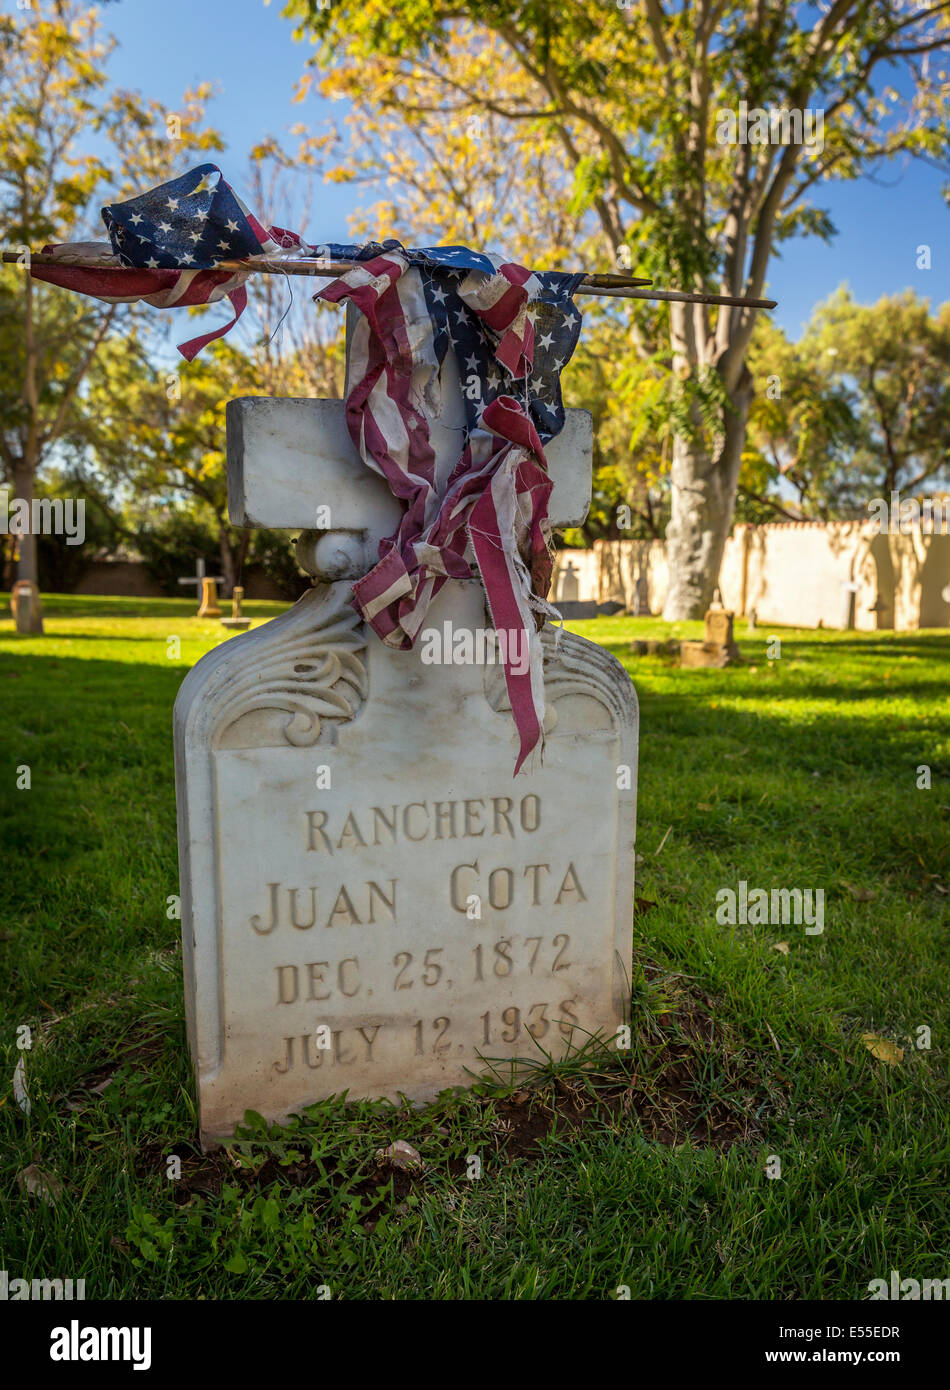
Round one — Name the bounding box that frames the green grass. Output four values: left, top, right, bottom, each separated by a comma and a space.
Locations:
1, 593, 948, 1299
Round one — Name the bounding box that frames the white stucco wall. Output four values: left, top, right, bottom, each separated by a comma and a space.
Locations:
557, 522, 950, 629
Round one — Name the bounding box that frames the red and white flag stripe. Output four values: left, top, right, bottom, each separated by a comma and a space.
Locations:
28, 211, 312, 361
319, 249, 557, 773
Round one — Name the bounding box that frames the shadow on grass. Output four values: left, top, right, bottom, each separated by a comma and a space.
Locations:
594, 644, 949, 706
753, 635, 950, 657
6, 594, 291, 621
2, 644, 946, 889
4, 631, 251, 646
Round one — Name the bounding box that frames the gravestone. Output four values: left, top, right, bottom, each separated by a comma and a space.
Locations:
632, 573, 650, 616
197, 578, 223, 618
175, 343, 639, 1150
221, 585, 251, 631
557, 558, 580, 603
705, 607, 737, 650
10, 579, 43, 635
178, 558, 226, 617
680, 598, 742, 668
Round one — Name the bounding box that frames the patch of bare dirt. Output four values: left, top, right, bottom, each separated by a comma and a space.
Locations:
129, 978, 771, 1226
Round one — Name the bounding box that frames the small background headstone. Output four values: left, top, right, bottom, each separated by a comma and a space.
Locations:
11, 579, 43, 634
680, 602, 742, 668
222, 585, 251, 630
178, 558, 227, 617
632, 574, 650, 616
557, 558, 580, 603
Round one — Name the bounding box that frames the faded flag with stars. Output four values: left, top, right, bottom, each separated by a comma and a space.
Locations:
317, 240, 584, 773
28, 169, 585, 772
29, 163, 309, 360
319, 239, 583, 444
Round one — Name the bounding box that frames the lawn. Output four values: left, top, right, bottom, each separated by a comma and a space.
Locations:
1, 593, 948, 1300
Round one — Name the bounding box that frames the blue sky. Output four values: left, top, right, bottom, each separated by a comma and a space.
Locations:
10, 0, 950, 338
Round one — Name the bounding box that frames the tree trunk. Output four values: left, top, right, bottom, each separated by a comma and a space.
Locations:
12, 461, 44, 635
13, 456, 45, 639
218, 528, 249, 597
662, 383, 751, 621
219, 532, 237, 598
12, 462, 38, 586
18, 270, 44, 631
1, 534, 14, 590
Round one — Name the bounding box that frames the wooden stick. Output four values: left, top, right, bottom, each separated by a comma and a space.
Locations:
588, 283, 778, 310
1, 249, 775, 309
581, 273, 654, 288
1, 250, 365, 279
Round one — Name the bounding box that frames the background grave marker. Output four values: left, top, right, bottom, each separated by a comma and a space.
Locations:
178, 557, 227, 617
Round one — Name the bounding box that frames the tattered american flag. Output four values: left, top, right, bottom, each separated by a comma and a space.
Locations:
28, 168, 584, 772
317, 241, 583, 772
29, 163, 308, 360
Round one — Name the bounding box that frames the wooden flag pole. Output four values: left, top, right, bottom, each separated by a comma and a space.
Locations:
587, 283, 778, 310
1, 249, 776, 309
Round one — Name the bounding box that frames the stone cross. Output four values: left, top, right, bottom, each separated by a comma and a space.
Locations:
225, 362, 594, 580
178, 557, 226, 617
175, 341, 639, 1150
557, 558, 580, 603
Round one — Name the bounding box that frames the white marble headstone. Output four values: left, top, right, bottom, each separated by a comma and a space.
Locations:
175, 355, 638, 1150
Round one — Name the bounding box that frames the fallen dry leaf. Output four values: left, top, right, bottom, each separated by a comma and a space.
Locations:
772, 941, 790, 955
844, 883, 877, 902
375, 1139, 424, 1172
17, 1164, 64, 1204
861, 1033, 903, 1066
12, 1056, 30, 1115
